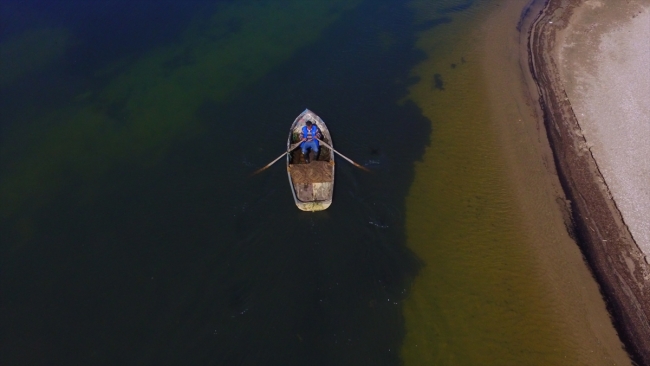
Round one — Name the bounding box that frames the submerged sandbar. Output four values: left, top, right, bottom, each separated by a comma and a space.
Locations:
400, 0, 630, 364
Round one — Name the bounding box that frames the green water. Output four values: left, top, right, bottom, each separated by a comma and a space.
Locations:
1, 0, 361, 218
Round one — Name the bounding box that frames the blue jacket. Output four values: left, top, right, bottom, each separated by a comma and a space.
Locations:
301, 125, 320, 142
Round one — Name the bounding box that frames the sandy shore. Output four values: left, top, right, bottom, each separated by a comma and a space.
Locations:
528, 0, 650, 363
558, 1, 650, 262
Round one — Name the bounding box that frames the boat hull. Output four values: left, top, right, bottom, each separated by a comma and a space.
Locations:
287, 109, 335, 211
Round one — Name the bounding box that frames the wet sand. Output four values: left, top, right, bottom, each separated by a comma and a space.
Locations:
528, 0, 650, 363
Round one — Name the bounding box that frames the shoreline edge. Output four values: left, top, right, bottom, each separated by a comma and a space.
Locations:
526, 0, 650, 364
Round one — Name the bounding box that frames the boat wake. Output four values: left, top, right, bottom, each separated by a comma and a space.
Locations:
241, 155, 256, 167
368, 220, 389, 229
362, 151, 391, 172
355, 196, 402, 231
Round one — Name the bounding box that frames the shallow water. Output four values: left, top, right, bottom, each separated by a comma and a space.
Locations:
0, 0, 628, 364
401, 1, 629, 364
403, 4, 570, 361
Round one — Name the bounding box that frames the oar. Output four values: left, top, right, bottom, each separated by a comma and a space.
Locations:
317, 138, 370, 173
251, 142, 301, 176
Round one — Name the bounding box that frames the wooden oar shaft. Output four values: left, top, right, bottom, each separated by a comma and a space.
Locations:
251, 142, 302, 176
317, 138, 370, 173
251, 151, 287, 176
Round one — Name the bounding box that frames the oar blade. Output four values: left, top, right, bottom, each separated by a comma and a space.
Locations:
250, 164, 272, 177
317, 138, 371, 173
250, 143, 302, 177
250, 151, 288, 177
353, 162, 372, 173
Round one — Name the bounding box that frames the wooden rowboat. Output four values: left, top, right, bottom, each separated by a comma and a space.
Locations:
287, 109, 335, 211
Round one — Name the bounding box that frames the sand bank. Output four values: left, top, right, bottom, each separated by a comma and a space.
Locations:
558, 1, 650, 262
528, 0, 650, 363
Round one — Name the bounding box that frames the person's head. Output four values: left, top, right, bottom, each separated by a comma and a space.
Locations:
306, 121, 313, 127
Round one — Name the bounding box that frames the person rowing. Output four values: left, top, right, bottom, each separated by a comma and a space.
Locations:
300, 120, 322, 163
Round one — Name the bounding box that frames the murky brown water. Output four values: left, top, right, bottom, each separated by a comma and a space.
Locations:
401, 0, 631, 364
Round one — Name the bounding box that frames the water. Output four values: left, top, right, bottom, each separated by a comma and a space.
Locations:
0, 0, 629, 364
402, 1, 629, 364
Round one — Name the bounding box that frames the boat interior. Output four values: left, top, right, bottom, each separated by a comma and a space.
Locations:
288, 123, 334, 203
288, 130, 332, 165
